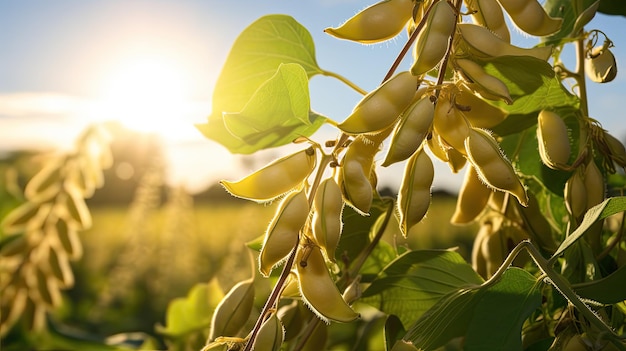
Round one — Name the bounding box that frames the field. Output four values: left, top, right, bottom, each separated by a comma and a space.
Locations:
53, 191, 477, 341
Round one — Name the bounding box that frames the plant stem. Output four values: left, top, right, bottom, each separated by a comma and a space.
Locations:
321, 70, 368, 96
575, 37, 589, 117
242, 241, 298, 351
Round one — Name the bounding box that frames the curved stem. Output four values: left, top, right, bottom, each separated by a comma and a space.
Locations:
321, 70, 367, 96
575, 37, 589, 117
242, 241, 298, 351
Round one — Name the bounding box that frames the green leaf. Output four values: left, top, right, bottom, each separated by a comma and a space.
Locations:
480, 56, 554, 98
574, 264, 626, 304
221, 63, 326, 151
156, 281, 224, 337
197, 15, 323, 154
404, 287, 484, 350
464, 269, 543, 351
552, 197, 626, 259
598, 0, 626, 16
405, 268, 542, 351
492, 75, 579, 115
361, 249, 484, 328
359, 239, 397, 283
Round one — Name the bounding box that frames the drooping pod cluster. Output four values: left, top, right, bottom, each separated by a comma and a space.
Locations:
0, 125, 111, 336
215, 143, 360, 343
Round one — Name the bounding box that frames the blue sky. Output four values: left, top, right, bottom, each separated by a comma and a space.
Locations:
1, 0, 625, 193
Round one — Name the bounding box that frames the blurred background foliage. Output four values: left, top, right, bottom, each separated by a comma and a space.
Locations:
0, 124, 478, 349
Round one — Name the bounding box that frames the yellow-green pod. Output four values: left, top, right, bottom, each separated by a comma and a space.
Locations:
481, 224, 507, 278
2, 202, 43, 235
260, 190, 309, 277
471, 221, 492, 278
296, 245, 360, 323
586, 46, 618, 83
537, 110, 571, 170
464, 128, 528, 206
382, 95, 434, 167
277, 301, 311, 342
411, 0, 457, 76
427, 131, 450, 162
209, 278, 255, 341
24, 158, 63, 201
312, 178, 344, 262
338, 71, 420, 134
47, 245, 74, 288
433, 95, 470, 155
445, 146, 467, 173
250, 312, 284, 351
59, 184, 92, 229
466, 0, 510, 42
584, 160, 605, 209
324, 0, 415, 44
455, 86, 509, 129
497, 0, 563, 36
457, 23, 553, 61
397, 148, 434, 237
221, 148, 316, 202
339, 135, 381, 215
456, 58, 512, 104
52, 217, 82, 260
451, 165, 492, 224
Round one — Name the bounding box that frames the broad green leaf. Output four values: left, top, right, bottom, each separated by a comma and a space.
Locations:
156, 281, 224, 337
574, 264, 626, 304
598, 0, 626, 16
405, 268, 542, 351
495, 76, 578, 115
359, 239, 397, 283
552, 197, 626, 259
361, 249, 484, 328
197, 15, 323, 154
481, 56, 554, 98
222, 63, 326, 151
464, 269, 543, 351
404, 287, 484, 350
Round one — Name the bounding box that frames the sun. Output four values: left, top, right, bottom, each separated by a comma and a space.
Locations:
95, 56, 195, 140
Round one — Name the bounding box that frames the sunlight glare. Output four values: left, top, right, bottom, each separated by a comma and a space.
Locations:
97, 56, 195, 140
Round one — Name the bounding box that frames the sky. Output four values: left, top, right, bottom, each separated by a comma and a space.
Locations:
1, 0, 625, 194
